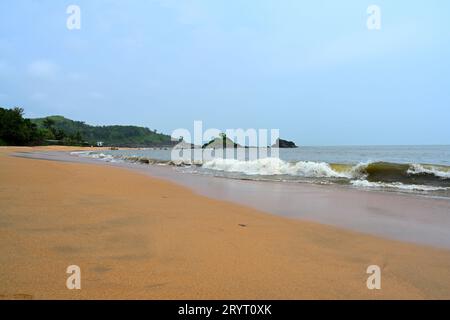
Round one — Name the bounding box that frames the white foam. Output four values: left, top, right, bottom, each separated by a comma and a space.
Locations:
202, 158, 350, 178
407, 164, 450, 179
70, 151, 92, 156
90, 153, 115, 162
350, 179, 447, 191
170, 159, 202, 166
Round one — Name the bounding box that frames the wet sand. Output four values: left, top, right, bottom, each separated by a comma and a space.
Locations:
1, 147, 450, 299
19, 148, 450, 249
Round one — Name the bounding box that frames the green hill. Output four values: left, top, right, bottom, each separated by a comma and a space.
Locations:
32, 115, 174, 147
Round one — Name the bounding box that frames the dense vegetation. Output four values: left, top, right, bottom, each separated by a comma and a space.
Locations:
0, 107, 174, 147
32, 115, 173, 147
0, 107, 45, 146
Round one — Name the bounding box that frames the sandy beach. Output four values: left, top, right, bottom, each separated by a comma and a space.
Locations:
1, 146, 450, 299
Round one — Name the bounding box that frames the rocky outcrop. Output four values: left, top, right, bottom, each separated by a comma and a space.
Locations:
271, 138, 298, 148
202, 133, 242, 149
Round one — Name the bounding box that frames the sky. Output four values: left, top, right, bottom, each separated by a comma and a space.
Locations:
0, 0, 449, 145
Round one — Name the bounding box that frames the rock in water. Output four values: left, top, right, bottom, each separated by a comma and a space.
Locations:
271, 138, 298, 148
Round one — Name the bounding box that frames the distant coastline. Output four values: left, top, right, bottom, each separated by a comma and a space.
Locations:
0, 107, 175, 148
1, 107, 299, 149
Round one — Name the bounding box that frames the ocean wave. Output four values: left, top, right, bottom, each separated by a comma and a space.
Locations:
202, 158, 351, 178
70, 151, 92, 157
350, 179, 448, 191
201, 159, 450, 190
72, 151, 119, 162
72, 151, 450, 193
346, 162, 450, 185
407, 164, 450, 179
91, 153, 115, 161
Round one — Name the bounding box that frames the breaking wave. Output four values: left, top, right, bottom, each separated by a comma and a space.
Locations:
407, 164, 450, 179
202, 158, 449, 180
71, 151, 450, 194
350, 180, 448, 191
200, 158, 450, 192
202, 158, 350, 178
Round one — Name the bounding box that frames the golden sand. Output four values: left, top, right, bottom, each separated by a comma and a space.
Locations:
1, 147, 450, 299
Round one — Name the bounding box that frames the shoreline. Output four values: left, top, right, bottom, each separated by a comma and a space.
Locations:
15, 147, 450, 249
1, 146, 450, 299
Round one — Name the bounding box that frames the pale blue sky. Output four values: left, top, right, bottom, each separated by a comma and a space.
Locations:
0, 0, 449, 145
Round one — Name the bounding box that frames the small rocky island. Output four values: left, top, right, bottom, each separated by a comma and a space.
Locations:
202, 133, 242, 149
271, 138, 298, 148
174, 134, 298, 149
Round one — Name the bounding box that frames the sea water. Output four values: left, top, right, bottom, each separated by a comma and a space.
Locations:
74, 145, 450, 197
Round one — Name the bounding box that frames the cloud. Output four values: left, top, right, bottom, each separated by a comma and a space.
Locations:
28, 60, 59, 79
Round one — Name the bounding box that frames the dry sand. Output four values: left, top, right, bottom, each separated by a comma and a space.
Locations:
1, 146, 450, 299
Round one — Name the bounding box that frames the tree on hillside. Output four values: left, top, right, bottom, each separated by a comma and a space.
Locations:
43, 117, 55, 130
0, 107, 43, 145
